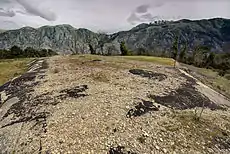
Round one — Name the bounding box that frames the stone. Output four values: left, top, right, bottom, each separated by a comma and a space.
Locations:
163, 148, 167, 153
155, 145, 160, 150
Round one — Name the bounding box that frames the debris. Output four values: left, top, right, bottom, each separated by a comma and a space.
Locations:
129, 69, 167, 81
126, 100, 159, 118
58, 85, 88, 99
109, 146, 137, 154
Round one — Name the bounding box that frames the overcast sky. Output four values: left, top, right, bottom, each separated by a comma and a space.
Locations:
0, 0, 230, 33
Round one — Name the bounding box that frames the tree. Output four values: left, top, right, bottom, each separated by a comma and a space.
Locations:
120, 41, 130, 56
172, 35, 179, 68
179, 42, 187, 63
192, 45, 210, 67
0, 49, 10, 59
10, 45, 23, 58
206, 52, 215, 68
89, 44, 96, 54
0, 46, 57, 59
137, 48, 147, 55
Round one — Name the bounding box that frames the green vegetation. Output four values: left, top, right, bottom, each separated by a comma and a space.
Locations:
171, 35, 179, 68
120, 56, 174, 66
0, 59, 30, 85
120, 41, 131, 56
197, 68, 230, 98
166, 33, 230, 79
0, 45, 57, 85
89, 44, 96, 55
0, 45, 57, 59
181, 63, 230, 98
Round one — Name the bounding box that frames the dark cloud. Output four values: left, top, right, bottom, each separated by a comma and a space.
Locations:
140, 13, 154, 20
16, 0, 57, 21
127, 13, 141, 25
140, 13, 160, 21
127, 12, 160, 25
128, 2, 165, 25
0, 0, 11, 4
135, 4, 150, 14
0, 8, 16, 17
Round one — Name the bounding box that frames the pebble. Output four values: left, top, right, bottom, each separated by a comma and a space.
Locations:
143, 131, 149, 137
163, 148, 167, 153
155, 145, 160, 150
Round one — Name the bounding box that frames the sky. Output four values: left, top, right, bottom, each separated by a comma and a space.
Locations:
0, 0, 230, 33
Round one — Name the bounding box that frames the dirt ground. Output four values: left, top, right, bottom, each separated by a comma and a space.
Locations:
1, 55, 230, 154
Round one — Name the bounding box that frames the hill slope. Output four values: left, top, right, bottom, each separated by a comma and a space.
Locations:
0, 18, 230, 54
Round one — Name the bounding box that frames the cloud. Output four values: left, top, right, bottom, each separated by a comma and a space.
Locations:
0, 0, 230, 32
140, 13, 154, 20
127, 12, 161, 25
0, 8, 16, 17
0, 20, 20, 29
153, 1, 164, 8
16, 0, 57, 21
127, 2, 165, 25
135, 4, 150, 14
141, 13, 161, 21
127, 13, 141, 25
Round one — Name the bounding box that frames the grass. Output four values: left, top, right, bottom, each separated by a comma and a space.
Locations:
196, 68, 230, 98
0, 58, 30, 85
180, 63, 230, 99
162, 110, 230, 152
120, 56, 174, 66
73, 55, 174, 66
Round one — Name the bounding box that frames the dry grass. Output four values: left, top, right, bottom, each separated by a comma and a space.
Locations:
0, 58, 30, 85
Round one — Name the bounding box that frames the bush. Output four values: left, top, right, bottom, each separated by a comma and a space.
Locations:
0, 46, 58, 59
218, 70, 226, 76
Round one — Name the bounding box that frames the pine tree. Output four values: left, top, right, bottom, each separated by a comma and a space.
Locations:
120, 41, 129, 56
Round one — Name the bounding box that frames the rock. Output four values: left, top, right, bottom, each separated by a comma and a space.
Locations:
163, 148, 167, 153
59, 139, 65, 144
155, 145, 160, 150
143, 131, 149, 137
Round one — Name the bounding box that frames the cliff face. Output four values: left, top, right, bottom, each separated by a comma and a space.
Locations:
0, 25, 101, 54
0, 18, 230, 54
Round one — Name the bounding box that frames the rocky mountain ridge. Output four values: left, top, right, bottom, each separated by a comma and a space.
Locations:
0, 18, 230, 54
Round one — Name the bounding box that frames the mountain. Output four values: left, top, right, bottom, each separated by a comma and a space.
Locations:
110, 18, 230, 54
0, 29, 5, 33
0, 18, 230, 54
0, 25, 100, 54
